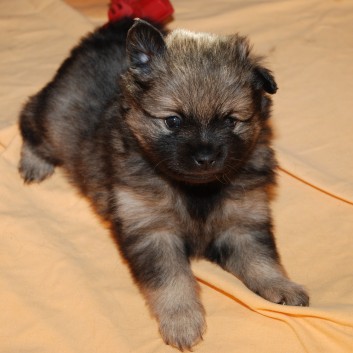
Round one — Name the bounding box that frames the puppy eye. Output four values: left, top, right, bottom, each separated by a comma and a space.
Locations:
165, 116, 182, 129
224, 116, 237, 128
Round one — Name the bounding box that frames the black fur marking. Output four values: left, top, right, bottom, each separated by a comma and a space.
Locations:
177, 182, 224, 221
120, 234, 170, 288
204, 239, 233, 266
204, 226, 279, 271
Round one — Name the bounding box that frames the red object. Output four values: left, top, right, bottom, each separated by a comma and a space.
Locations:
108, 0, 174, 23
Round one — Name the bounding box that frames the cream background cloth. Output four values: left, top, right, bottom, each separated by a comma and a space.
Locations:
1, 1, 352, 352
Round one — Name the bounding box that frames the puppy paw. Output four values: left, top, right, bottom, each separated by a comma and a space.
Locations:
256, 279, 309, 307
19, 144, 54, 183
158, 305, 206, 351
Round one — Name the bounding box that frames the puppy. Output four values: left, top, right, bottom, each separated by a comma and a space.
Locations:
18, 18, 309, 351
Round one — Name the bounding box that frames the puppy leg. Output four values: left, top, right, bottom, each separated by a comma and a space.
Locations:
207, 226, 309, 306
119, 230, 206, 351
18, 94, 57, 183
19, 142, 55, 183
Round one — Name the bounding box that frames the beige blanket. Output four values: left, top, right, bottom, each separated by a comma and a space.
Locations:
1, 1, 352, 352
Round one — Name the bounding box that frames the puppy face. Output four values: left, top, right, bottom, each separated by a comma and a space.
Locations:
122, 20, 277, 184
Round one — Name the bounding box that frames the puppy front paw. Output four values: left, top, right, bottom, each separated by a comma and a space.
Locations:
256, 279, 309, 307
158, 304, 206, 351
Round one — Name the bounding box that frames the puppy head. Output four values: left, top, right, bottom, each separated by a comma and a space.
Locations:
122, 19, 277, 184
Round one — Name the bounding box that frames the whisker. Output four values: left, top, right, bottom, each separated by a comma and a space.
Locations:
216, 176, 226, 185
153, 157, 175, 171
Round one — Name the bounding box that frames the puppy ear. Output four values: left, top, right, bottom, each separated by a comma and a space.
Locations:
126, 19, 166, 74
253, 66, 278, 94
232, 35, 278, 94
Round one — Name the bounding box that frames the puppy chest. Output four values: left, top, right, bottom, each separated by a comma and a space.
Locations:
114, 184, 269, 241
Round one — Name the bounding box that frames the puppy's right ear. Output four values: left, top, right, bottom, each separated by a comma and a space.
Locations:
126, 19, 166, 75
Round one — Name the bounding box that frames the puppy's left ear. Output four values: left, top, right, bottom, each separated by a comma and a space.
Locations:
253, 66, 278, 94
126, 18, 166, 74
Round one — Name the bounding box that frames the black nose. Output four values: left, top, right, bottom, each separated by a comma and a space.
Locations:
193, 148, 221, 169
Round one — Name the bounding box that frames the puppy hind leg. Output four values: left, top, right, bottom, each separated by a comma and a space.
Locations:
18, 94, 57, 184
19, 142, 55, 184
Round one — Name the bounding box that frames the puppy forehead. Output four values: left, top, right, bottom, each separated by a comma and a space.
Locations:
165, 29, 250, 66
165, 29, 221, 48
166, 29, 236, 49
149, 30, 254, 119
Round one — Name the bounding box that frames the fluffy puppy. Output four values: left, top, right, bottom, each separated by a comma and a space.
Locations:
18, 18, 309, 351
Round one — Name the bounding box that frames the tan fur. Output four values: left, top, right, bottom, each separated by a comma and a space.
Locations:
144, 272, 206, 350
